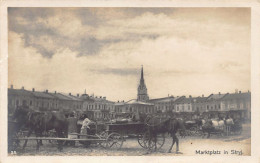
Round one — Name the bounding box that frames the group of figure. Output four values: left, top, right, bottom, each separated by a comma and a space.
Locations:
193, 114, 243, 138
9, 105, 95, 152
65, 113, 93, 146
9, 103, 243, 154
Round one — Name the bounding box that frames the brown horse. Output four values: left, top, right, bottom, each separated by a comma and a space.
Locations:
144, 115, 185, 153
12, 106, 68, 151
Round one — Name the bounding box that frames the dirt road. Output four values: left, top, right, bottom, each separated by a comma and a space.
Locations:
12, 123, 251, 156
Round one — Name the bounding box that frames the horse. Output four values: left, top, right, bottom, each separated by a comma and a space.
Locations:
12, 106, 68, 151
144, 115, 185, 153
201, 118, 228, 138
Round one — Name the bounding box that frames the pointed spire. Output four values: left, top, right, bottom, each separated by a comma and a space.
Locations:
141, 65, 144, 80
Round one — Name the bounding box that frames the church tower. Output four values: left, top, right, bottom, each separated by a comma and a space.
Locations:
137, 65, 149, 102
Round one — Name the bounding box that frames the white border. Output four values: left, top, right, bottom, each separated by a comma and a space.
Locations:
1, 1, 260, 163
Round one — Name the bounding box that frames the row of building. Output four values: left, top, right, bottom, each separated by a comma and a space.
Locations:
8, 86, 115, 120
7, 86, 251, 121
113, 66, 251, 120
8, 66, 251, 121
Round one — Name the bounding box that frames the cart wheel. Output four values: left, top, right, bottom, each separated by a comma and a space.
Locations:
190, 127, 197, 136
99, 131, 108, 148
106, 132, 123, 149
143, 132, 165, 150
137, 134, 148, 149
48, 131, 58, 144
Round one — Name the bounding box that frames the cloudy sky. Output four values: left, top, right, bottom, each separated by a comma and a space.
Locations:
8, 8, 250, 101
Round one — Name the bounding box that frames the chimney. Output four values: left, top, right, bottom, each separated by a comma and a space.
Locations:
10, 85, 13, 89
46, 89, 48, 93
77, 94, 79, 97
55, 91, 56, 94
248, 90, 250, 93
32, 88, 35, 92
103, 97, 106, 100
21, 86, 24, 90
219, 92, 221, 95
123, 100, 124, 102
239, 91, 241, 94
118, 100, 119, 103
100, 96, 102, 98
202, 94, 204, 97
69, 93, 71, 96
189, 95, 192, 98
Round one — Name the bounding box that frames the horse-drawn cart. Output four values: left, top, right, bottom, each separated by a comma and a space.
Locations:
183, 121, 203, 137
11, 121, 129, 152
103, 121, 165, 150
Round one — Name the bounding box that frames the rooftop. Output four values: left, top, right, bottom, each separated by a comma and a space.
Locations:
50, 93, 74, 101
30, 91, 56, 99
59, 93, 83, 101
207, 93, 227, 100
222, 92, 251, 100
8, 88, 33, 96
125, 99, 154, 106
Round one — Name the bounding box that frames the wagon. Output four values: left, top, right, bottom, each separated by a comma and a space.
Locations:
183, 121, 202, 137
11, 122, 129, 152
102, 120, 166, 151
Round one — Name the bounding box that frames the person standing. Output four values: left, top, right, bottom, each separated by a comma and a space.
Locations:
80, 115, 92, 138
67, 113, 78, 146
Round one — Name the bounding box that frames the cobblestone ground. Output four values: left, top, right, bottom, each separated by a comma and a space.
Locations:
12, 123, 251, 156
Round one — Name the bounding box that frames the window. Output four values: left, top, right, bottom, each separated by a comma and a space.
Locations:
207, 105, 209, 110
22, 100, 27, 106
240, 103, 243, 108
188, 105, 190, 110
219, 104, 221, 109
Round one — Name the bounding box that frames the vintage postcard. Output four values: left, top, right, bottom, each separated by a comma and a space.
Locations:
1, 1, 260, 163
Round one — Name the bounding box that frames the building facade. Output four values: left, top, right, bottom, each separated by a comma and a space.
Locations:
8, 86, 84, 113
81, 93, 115, 120
148, 96, 182, 113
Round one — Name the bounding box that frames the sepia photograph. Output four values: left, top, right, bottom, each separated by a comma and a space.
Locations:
6, 7, 251, 156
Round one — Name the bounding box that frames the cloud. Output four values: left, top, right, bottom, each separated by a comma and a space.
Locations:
8, 8, 250, 58
90, 68, 139, 76
8, 8, 250, 100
